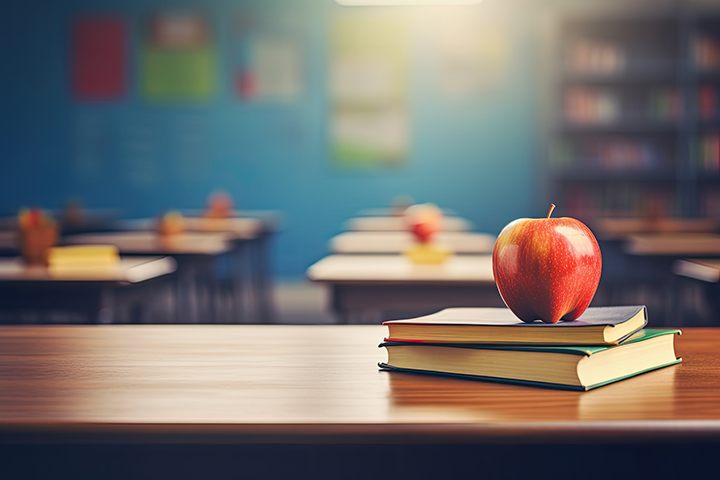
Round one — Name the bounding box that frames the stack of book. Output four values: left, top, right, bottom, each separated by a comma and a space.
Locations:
379, 306, 681, 391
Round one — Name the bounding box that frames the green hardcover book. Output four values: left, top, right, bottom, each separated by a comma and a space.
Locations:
383, 305, 647, 346
379, 329, 681, 391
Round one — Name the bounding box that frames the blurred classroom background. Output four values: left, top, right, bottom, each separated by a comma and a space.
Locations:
2, 0, 720, 326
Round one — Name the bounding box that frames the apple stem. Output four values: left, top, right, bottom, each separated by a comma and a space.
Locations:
547, 204, 556, 219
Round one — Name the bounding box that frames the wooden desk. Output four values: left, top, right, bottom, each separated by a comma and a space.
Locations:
0, 231, 17, 255
118, 217, 262, 239
606, 234, 720, 326
0, 326, 718, 478
344, 216, 473, 232
65, 231, 232, 256
0, 257, 176, 323
117, 217, 278, 323
65, 232, 231, 323
307, 254, 503, 322
358, 207, 457, 216
673, 259, 720, 325
183, 216, 276, 323
673, 258, 720, 283
329, 231, 495, 254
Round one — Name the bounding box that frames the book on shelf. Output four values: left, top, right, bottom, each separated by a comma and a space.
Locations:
383, 305, 647, 346
563, 184, 677, 220
565, 39, 625, 76
563, 87, 681, 126
698, 133, 720, 173
699, 85, 717, 120
703, 190, 720, 218
379, 328, 681, 391
551, 137, 667, 172
695, 35, 720, 70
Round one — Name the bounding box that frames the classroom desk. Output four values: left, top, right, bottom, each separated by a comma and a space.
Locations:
613, 234, 720, 325
64, 232, 231, 323
307, 254, 503, 322
174, 211, 284, 321
673, 258, 720, 324
0, 325, 718, 478
624, 233, 720, 256
0, 231, 17, 256
119, 217, 261, 238
0, 257, 176, 323
181, 216, 274, 323
592, 217, 719, 240
344, 215, 473, 232
357, 207, 457, 216
65, 231, 232, 255
118, 216, 278, 323
329, 231, 495, 254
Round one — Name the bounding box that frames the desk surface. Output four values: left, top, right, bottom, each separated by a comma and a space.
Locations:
0, 257, 176, 283
119, 217, 262, 240
358, 207, 456, 217
673, 258, 720, 283
593, 217, 719, 239
625, 233, 720, 256
0, 325, 718, 444
0, 231, 16, 251
329, 232, 495, 254
307, 254, 495, 284
344, 216, 473, 232
178, 210, 284, 232
65, 232, 231, 256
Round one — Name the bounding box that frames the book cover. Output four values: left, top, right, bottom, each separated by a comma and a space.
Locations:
383, 305, 647, 345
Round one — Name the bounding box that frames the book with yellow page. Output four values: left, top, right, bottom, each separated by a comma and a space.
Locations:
379, 328, 681, 391
48, 245, 120, 270
383, 305, 648, 346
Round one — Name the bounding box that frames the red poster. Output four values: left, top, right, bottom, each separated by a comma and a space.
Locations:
72, 16, 127, 99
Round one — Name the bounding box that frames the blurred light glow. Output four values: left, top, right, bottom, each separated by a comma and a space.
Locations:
337, 0, 481, 5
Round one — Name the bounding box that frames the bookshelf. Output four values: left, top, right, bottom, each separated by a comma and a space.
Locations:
544, 10, 720, 225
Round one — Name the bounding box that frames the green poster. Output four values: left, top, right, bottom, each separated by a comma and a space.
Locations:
141, 13, 216, 102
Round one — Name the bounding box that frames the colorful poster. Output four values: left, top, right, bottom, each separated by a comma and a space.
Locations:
230, 13, 304, 102
72, 16, 127, 99
329, 13, 409, 170
141, 13, 216, 102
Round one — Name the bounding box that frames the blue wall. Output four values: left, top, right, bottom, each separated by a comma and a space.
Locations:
0, 0, 546, 276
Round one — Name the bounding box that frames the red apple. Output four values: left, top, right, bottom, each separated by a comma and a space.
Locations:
492, 205, 602, 324
405, 203, 442, 243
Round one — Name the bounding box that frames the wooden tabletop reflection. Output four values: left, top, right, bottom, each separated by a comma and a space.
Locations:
1, 325, 719, 443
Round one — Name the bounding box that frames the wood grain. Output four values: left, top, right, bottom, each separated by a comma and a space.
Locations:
1, 326, 719, 443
